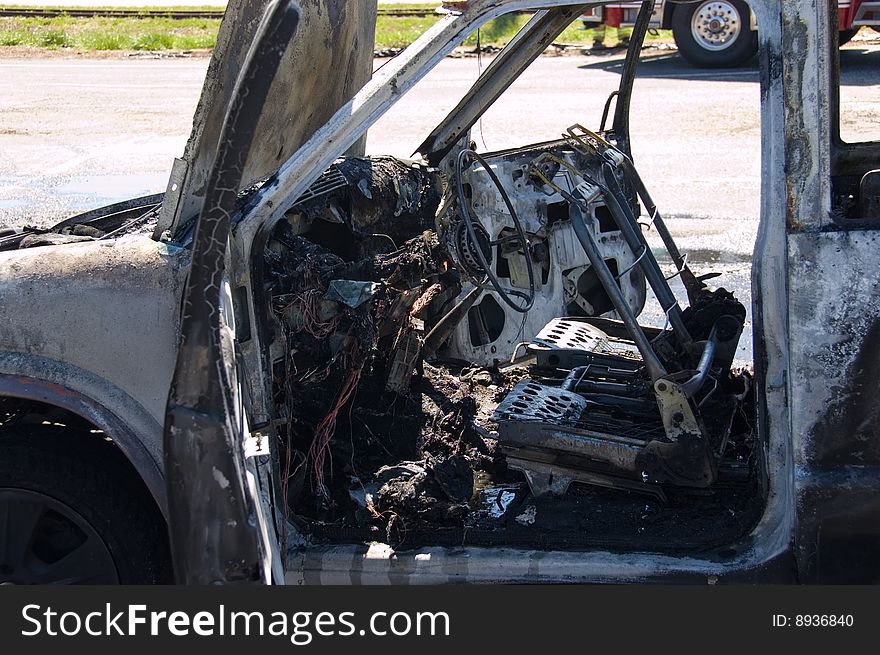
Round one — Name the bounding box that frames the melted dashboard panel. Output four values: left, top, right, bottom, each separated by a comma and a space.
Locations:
436, 139, 647, 365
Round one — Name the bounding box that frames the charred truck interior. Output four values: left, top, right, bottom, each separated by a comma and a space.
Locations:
0, 1, 765, 558
23, 0, 876, 583
249, 2, 763, 553
266, 148, 759, 551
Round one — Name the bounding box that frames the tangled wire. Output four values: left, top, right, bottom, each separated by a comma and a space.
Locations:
307, 340, 364, 502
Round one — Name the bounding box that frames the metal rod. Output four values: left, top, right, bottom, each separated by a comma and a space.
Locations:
564, 377, 644, 398
559, 121, 703, 306
610, 0, 655, 158
599, 91, 619, 133
422, 284, 484, 359
682, 326, 719, 398
617, 157, 707, 303
569, 204, 667, 381
664, 252, 690, 281
601, 163, 693, 344
579, 393, 660, 414
417, 4, 597, 165
562, 365, 641, 390
616, 245, 648, 281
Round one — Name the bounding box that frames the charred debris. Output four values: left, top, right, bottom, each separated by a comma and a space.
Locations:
0, 143, 762, 551
264, 152, 761, 551
0, 196, 163, 251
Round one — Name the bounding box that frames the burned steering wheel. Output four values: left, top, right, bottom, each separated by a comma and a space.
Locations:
454, 148, 535, 313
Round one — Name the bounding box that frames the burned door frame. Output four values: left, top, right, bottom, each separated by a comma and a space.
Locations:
785, 0, 880, 582
163, 0, 300, 585
213, 0, 868, 581
252, 0, 794, 581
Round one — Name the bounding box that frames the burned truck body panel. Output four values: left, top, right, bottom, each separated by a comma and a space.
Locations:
778, 0, 880, 582
0, 232, 188, 511
160, 0, 378, 236
1, 0, 878, 585
789, 217, 880, 584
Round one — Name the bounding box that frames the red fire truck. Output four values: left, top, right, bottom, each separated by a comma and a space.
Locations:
583, 1, 880, 67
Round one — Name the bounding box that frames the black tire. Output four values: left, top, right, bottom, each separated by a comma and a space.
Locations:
0, 428, 171, 584
672, 0, 759, 68
839, 28, 860, 46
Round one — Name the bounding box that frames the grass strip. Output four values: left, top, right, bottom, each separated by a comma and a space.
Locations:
0, 10, 670, 52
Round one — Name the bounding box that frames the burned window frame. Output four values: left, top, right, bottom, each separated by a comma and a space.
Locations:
829, 0, 880, 224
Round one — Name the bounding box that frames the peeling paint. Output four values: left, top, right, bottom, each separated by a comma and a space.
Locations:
213, 467, 231, 489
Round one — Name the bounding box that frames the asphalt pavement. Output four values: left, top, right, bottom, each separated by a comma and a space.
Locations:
2, 44, 879, 362
1, 49, 767, 225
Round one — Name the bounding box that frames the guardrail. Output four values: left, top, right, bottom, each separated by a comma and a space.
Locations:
0, 6, 440, 19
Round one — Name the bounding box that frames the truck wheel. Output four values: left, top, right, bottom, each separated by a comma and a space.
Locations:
0, 428, 171, 584
672, 0, 759, 68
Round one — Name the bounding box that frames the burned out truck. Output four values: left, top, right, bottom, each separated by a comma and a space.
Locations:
0, 0, 878, 585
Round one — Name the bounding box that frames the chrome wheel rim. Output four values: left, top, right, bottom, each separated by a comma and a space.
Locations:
690, 1, 743, 52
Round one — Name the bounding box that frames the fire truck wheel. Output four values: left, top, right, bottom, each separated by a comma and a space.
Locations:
672, 0, 759, 68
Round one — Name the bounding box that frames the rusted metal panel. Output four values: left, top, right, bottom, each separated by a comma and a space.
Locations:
780, 0, 833, 232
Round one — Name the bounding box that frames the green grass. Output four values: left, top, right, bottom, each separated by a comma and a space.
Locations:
374, 15, 438, 49
0, 31, 23, 45
0, 16, 220, 50
80, 30, 124, 50
0, 10, 671, 53
462, 13, 530, 47
131, 31, 174, 50
37, 28, 70, 48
